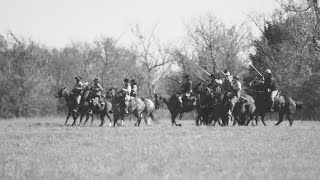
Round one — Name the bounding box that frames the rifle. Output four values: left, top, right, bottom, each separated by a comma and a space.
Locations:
249, 64, 264, 79
197, 65, 212, 77
220, 70, 228, 80
166, 77, 182, 84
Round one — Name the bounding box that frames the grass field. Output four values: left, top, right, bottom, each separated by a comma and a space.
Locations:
0, 117, 320, 180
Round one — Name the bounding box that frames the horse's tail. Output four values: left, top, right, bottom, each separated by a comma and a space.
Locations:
149, 111, 155, 121
144, 98, 157, 122
295, 101, 303, 110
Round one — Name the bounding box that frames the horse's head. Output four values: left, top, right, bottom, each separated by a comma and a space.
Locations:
193, 82, 204, 94
56, 87, 68, 98
105, 90, 113, 100
154, 93, 165, 110
204, 87, 213, 96
237, 96, 248, 107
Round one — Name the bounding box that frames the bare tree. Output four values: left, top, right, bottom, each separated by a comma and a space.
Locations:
186, 14, 252, 77
280, 0, 320, 49
131, 25, 172, 97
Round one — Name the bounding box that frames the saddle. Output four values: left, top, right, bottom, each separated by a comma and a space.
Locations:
182, 94, 197, 106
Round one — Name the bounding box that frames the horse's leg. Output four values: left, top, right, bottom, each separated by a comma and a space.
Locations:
245, 116, 250, 126
65, 111, 71, 125
83, 113, 90, 125
196, 111, 201, 126
106, 113, 112, 127
211, 112, 217, 126
133, 111, 140, 126
120, 115, 125, 126
71, 112, 78, 126
286, 112, 294, 126
143, 112, 151, 126
232, 116, 237, 126
254, 115, 259, 126
138, 112, 143, 126
113, 115, 118, 127
171, 113, 180, 126
227, 114, 232, 126
90, 114, 94, 126
261, 114, 267, 126
217, 113, 222, 126
251, 116, 255, 126
275, 111, 285, 126
100, 114, 105, 127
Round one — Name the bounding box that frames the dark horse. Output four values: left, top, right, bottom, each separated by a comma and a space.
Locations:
209, 81, 232, 126
194, 83, 216, 126
55, 87, 78, 125
77, 85, 113, 127
252, 81, 303, 126
154, 83, 205, 126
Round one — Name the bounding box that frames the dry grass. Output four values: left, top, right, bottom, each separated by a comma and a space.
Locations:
0, 117, 320, 180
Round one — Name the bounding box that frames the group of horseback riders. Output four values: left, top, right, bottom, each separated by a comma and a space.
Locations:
71, 76, 138, 114
176, 67, 279, 116
70, 65, 278, 119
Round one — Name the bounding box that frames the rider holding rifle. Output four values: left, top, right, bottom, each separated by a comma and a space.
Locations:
249, 64, 278, 112
264, 69, 279, 111
72, 76, 88, 113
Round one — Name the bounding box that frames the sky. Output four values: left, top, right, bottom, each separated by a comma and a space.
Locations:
0, 0, 279, 48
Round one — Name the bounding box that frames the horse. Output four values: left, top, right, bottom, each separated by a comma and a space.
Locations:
154, 83, 202, 126
209, 81, 232, 126
251, 81, 303, 126
233, 94, 256, 126
108, 88, 155, 127
75, 85, 112, 127
194, 83, 215, 126
55, 87, 78, 125
82, 99, 113, 127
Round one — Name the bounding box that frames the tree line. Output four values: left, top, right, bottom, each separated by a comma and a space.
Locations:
0, 0, 319, 119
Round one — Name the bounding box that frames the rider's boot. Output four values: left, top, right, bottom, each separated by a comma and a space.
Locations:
73, 103, 79, 113
270, 100, 274, 112
124, 102, 129, 114
179, 102, 183, 112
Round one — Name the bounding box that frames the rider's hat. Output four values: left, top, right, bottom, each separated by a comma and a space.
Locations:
233, 75, 239, 80
223, 69, 230, 76
124, 78, 129, 83
94, 78, 99, 82
130, 79, 136, 84
184, 75, 190, 79
265, 69, 272, 74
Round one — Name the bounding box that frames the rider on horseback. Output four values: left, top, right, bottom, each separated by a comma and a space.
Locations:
221, 69, 233, 92
249, 76, 265, 93
178, 75, 193, 111
72, 76, 86, 113
130, 79, 137, 97
208, 72, 223, 88
122, 78, 131, 114
89, 78, 105, 113
264, 69, 279, 111
229, 75, 242, 114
